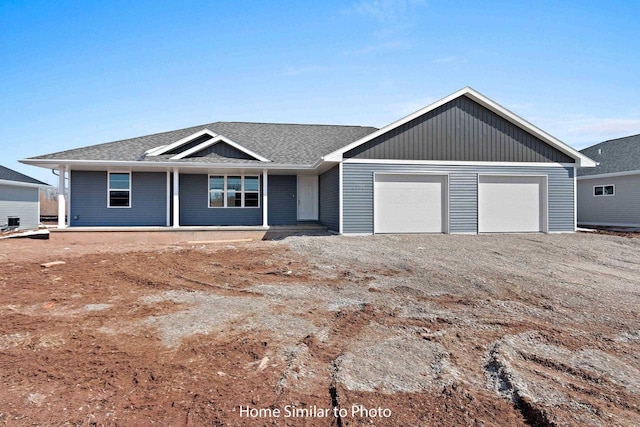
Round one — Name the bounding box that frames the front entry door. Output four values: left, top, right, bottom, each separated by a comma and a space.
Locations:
297, 175, 319, 220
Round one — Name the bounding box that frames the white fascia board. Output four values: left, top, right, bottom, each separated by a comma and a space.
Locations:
20, 158, 318, 172
0, 179, 50, 189
343, 158, 576, 168
576, 170, 640, 180
146, 128, 218, 156
170, 134, 270, 162
324, 87, 597, 167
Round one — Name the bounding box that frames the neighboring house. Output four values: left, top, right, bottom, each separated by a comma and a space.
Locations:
0, 165, 48, 230
577, 134, 640, 228
21, 87, 595, 234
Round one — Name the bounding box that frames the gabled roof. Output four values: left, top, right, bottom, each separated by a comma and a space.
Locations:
0, 165, 47, 186
323, 87, 596, 167
578, 133, 640, 177
26, 122, 378, 166
151, 129, 271, 162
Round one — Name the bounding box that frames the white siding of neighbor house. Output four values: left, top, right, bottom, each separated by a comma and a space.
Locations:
342, 163, 575, 234
0, 184, 39, 230
577, 174, 640, 227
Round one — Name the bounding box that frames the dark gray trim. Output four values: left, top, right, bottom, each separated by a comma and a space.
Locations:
345, 96, 574, 163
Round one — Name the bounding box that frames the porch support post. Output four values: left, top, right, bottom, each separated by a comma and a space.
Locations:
57, 166, 66, 229
262, 169, 268, 227
166, 170, 171, 226
172, 168, 180, 228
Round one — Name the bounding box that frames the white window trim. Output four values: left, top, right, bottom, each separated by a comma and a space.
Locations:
208, 174, 260, 209
593, 184, 615, 197
107, 171, 132, 208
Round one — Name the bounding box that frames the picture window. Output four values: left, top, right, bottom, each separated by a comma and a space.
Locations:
209, 175, 260, 208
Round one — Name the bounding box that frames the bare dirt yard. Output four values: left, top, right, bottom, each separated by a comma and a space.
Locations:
0, 232, 639, 426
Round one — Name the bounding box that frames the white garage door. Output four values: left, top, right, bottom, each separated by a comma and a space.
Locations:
478, 175, 547, 233
374, 174, 448, 233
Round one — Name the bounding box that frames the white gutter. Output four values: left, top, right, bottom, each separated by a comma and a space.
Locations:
20, 158, 336, 171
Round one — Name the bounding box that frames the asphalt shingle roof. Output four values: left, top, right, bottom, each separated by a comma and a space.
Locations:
0, 165, 46, 185
28, 122, 379, 166
578, 134, 640, 176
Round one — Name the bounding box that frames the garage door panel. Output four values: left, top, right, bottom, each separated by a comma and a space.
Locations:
478, 175, 546, 233
374, 174, 447, 234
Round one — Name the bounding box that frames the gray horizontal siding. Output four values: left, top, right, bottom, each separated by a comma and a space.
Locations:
179, 174, 262, 226
268, 175, 297, 225
345, 96, 574, 164
343, 163, 575, 234
577, 174, 640, 226
0, 184, 39, 230
70, 171, 166, 226
319, 166, 339, 232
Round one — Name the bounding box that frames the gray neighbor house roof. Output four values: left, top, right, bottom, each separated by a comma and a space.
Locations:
0, 165, 47, 185
28, 122, 379, 166
578, 133, 640, 177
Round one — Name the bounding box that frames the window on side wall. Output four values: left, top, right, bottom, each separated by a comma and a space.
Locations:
108, 172, 131, 207
593, 184, 614, 197
209, 175, 260, 208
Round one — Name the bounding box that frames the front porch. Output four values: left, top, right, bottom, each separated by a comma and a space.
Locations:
53, 166, 336, 230
48, 224, 329, 244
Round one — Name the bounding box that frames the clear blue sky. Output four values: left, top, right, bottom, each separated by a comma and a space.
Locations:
2, 0, 639, 185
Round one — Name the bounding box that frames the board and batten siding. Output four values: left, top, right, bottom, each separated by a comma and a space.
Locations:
344, 96, 574, 164
577, 174, 640, 227
190, 141, 254, 160
342, 163, 575, 234
70, 171, 166, 226
268, 175, 297, 225
0, 184, 39, 230
179, 174, 262, 226
319, 166, 339, 232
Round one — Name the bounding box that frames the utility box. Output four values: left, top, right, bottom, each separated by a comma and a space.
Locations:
8, 217, 20, 228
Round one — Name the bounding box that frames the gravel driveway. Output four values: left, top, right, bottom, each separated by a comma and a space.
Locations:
1, 232, 638, 426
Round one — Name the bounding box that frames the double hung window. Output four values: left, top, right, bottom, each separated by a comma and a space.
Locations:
108, 172, 131, 207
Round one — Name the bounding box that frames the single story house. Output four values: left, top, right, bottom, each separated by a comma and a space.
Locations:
577, 134, 640, 228
0, 165, 48, 231
21, 87, 595, 234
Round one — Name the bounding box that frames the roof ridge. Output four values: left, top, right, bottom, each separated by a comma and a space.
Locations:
602, 132, 640, 143
216, 121, 377, 128
581, 133, 640, 151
